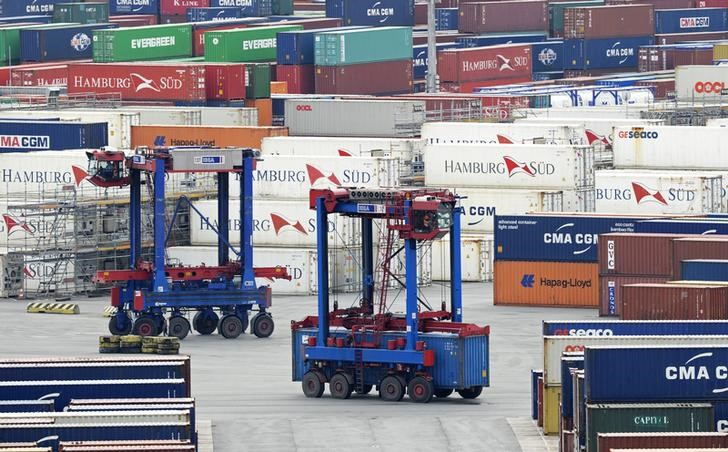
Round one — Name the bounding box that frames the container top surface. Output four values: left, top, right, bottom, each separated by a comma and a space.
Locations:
0, 379, 187, 386
675, 236, 728, 242
587, 402, 713, 408
70, 398, 195, 404
682, 259, 728, 263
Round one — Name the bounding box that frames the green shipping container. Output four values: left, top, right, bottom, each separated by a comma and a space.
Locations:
0, 23, 68, 65
93, 24, 193, 63
53, 2, 109, 24
549, 0, 603, 36
314, 27, 412, 66
246, 63, 271, 99
205, 25, 303, 63
272, 0, 295, 15
586, 403, 713, 452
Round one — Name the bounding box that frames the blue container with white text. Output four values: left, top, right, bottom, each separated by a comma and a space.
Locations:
636, 218, 728, 235
210, 0, 272, 17
435, 8, 457, 31
108, 0, 159, 15
0, 0, 63, 17
532, 40, 564, 72
20, 23, 117, 62
494, 214, 644, 262
0, 121, 107, 152
412, 42, 458, 79
277, 26, 364, 65
543, 320, 728, 336
682, 259, 728, 281
187, 7, 243, 22
655, 8, 728, 34
456, 31, 547, 48
327, 0, 415, 26
0, 15, 53, 24
564, 36, 655, 69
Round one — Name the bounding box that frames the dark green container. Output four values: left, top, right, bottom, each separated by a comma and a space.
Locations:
313, 26, 412, 66
53, 2, 109, 24
586, 403, 713, 452
0, 23, 66, 65
272, 0, 295, 15
549, 0, 603, 36
204, 25, 303, 63
93, 24, 193, 62
246, 63, 271, 99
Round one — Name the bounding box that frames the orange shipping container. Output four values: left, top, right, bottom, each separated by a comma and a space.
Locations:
270, 81, 288, 94
494, 261, 598, 307
245, 98, 273, 126
130, 125, 288, 149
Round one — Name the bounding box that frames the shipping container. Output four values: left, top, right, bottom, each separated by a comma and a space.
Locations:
549, 0, 604, 37
543, 319, 728, 336
0, 120, 107, 152
0, 0, 64, 16
683, 259, 728, 282
564, 36, 654, 70
327, 0, 415, 26
284, 98, 425, 137
599, 275, 671, 316
109, 14, 159, 27
187, 7, 243, 22
10, 64, 70, 86
638, 45, 674, 72
562, 356, 585, 420
675, 65, 728, 100
314, 26, 412, 66
93, 24, 193, 62
699, 0, 728, 5
161, 0, 210, 15
204, 25, 304, 62
636, 218, 728, 235
542, 385, 560, 434
107, 106, 202, 125
422, 121, 588, 146
613, 125, 728, 169
437, 44, 532, 83
275, 64, 314, 93
204, 63, 247, 101
431, 234, 494, 281
514, 117, 663, 145
595, 169, 724, 215
412, 43, 457, 80
0, 409, 190, 425
655, 7, 728, 34
68, 62, 206, 103
423, 143, 593, 190
655, 30, 728, 45
435, 7, 458, 31
211, 0, 272, 16
315, 59, 413, 95
586, 403, 714, 452
531, 369, 543, 420
598, 233, 685, 277
130, 124, 286, 149
455, 32, 548, 49
564, 5, 654, 39
20, 23, 117, 62
621, 283, 728, 320
673, 237, 728, 280
0, 24, 61, 66
0, 399, 54, 412
53, 2, 109, 24
532, 41, 564, 73
494, 260, 598, 307
584, 345, 728, 402
672, 45, 714, 66
598, 432, 728, 452
109, 0, 159, 15
261, 135, 421, 163
548, 335, 728, 386
0, 422, 193, 444
276, 26, 364, 65
192, 18, 270, 56
457, 0, 548, 34
245, 63, 271, 99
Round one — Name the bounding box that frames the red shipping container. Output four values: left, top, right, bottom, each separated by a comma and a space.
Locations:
0, 60, 90, 86
315, 60, 413, 95
563, 5, 654, 39
606, 0, 693, 7
635, 78, 675, 99
440, 76, 532, 94
598, 275, 671, 317
276, 64, 314, 94
160, 14, 190, 24
67, 63, 206, 103
438, 43, 532, 83
109, 15, 158, 27
10, 65, 69, 87
673, 236, 728, 280
293, 1, 326, 10
205, 64, 246, 101
598, 233, 686, 277
598, 432, 728, 452
638, 46, 674, 72
160, 0, 210, 15
457, 0, 548, 33
413, 31, 470, 45
415, 2, 428, 25
621, 283, 728, 320
672, 46, 714, 66
697, 0, 728, 6
655, 31, 728, 44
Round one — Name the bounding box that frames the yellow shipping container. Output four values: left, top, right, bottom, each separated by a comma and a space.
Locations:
714, 43, 728, 61
543, 385, 561, 435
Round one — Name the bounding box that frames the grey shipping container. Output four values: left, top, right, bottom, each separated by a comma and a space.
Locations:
284, 99, 426, 137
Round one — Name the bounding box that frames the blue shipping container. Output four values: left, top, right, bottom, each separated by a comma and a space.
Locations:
682, 259, 728, 281
20, 23, 117, 62
531, 369, 542, 420
456, 32, 548, 48
655, 8, 728, 34
412, 42, 458, 79
0, 423, 192, 444
187, 7, 243, 22
0, 360, 188, 382
0, 121, 107, 152
543, 320, 728, 336
561, 356, 584, 419
714, 401, 728, 431
585, 346, 728, 403
636, 219, 728, 235
0, 399, 54, 412
0, 0, 63, 17
0, 15, 53, 24
532, 40, 564, 72
276, 26, 364, 65
533, 71, 564, 81
564, 36, 655, 69
327, 0, 415, 27
494, 215, 643, 263
435, 8, 457, 31
108, 0, 159, 15
210, 0, 272, 17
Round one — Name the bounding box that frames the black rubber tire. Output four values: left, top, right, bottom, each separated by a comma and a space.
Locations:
132, 317, 158, 337
355, 384, 373, 395
408, 376, 434, 403
457, 386, 483, 400
219, 315, 244, 339
168, 316, 190, 340
379, 375, 405, 402
108, 315, 132, 336
329, 373, 354, 399
252, 313, 275, 338
302, 370, 325, 398
193, 310, 219, 335
434, 388, 453, 398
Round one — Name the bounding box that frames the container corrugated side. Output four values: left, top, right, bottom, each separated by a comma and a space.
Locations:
422, 121, 589, 146
586, 403, 714, 452
550, 0, 604, 36
0, 422, 193, 443
332, 0, 415, 27
683, 260, 728, 281
130, 125, 287, 149
457, 0, 548, 34
674, 237, 728, 279
315, 59, 413, 95
432, 234, 493, 282
655, 7, 728, 34
635, 219, 728, 235
0, 0, 64, 16
621, 283, 728, 320
204, 25, 303, 63
597, 432, 728, 452
52, 2, 109, 24
109, 0, 159, 15
313, 26, 412, 66
561, 357, 584, 419
532, 369, 543, 420
20, 23, 117, 62
0, 120, 108, 152
0, 360, 189, 382
563, 5, 655, 39
542, 385, 560, 435
563, 36, 654, 70
675, 65, 728, 101
597, 233, 682, 277
599, 275, 671, 317
543, 319, 728, 336
92, 24, 193, 62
